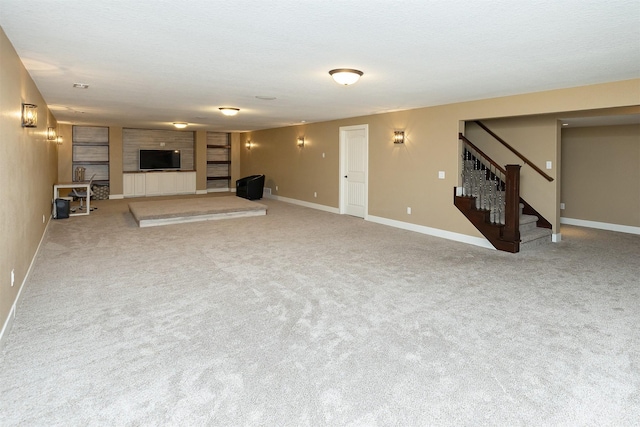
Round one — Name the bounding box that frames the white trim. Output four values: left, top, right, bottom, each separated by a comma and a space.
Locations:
0, 218, 51, 349
136, 209, 266, 228
552, 233, 562, 243
366, 215, 496, 250
560, 217, 640, 235
201, 189, 221, 194
266, 194, 340, 214
109, 194, 124, 200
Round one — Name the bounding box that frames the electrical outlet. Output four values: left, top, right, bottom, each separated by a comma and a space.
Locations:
322, 153, 325, 158
407, 207, 412, 214
314, 192, 317, 198
275, 185, 278, 191
42, 214, 45, 223
560, 203, 565, 210
11, 269, 15, 287
438, 171, 445, 179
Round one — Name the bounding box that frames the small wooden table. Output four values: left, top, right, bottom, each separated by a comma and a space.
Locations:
53, 182, 92, 217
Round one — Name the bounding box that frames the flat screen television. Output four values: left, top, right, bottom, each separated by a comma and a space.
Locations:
139, 149, 181, 170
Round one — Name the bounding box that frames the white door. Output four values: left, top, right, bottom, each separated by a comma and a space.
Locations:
340, 124, 368, 218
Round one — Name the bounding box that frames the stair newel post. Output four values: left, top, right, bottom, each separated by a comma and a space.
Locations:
503, 164, 521, 246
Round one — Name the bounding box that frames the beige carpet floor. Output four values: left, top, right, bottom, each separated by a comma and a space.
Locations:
1, 194, 638, 426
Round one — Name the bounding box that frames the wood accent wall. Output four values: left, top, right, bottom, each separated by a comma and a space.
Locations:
123, 128, 195, 172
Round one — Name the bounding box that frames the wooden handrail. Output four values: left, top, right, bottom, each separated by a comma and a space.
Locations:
474, 121, 554, 182
459, 133, 506, 175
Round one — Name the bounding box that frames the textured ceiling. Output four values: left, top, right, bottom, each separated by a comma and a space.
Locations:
1, 0, 639, 132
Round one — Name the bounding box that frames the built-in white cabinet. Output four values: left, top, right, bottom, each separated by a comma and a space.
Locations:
123, 172, 195, 197
123, 173, 146, 197
176, 170, 196, 194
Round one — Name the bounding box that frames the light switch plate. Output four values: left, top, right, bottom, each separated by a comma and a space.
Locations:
546, 161, 552, 169
438, 171, 445, 179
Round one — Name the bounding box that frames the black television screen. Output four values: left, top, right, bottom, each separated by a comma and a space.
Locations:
139, 149, 181, 170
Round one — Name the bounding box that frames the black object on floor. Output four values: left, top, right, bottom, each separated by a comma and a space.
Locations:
236, 174, 265, 200
54, 199, 69, 219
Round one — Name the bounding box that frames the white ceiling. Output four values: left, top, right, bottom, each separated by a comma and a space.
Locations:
1, 0, 639, 132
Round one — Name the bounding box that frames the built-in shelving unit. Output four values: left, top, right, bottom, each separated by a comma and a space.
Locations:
72, 126, 109, 185
207, 132, 231, 191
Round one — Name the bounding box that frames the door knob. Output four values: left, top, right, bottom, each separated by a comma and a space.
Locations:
344, 175, 348, 178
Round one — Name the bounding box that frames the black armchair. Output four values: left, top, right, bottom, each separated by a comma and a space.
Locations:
236, 174, 265, 200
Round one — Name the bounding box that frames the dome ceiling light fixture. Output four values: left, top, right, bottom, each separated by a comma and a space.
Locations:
219, 107, 240, 116
173, 122, 188, 129
329, 68, 363, 85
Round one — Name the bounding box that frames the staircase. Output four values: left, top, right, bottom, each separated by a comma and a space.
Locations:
454, 127, 553, 253
519, 205, 552, 249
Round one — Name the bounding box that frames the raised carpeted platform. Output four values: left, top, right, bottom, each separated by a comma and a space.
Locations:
128, 196, 267, 227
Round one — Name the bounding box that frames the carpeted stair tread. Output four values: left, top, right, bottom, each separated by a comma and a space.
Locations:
520, 226, 552, 247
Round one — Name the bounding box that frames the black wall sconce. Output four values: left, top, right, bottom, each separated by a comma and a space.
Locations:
393, 130, 405, 144
22, 103, 38, 127
297, 136, 304, 148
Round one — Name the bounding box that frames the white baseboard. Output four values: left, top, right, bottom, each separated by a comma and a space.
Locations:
265, 194, 340, 214
366, 215, 495, 250
560, 217, 640, 235
552, 233, 562, 242
0, 218, 51, 349
109, 194, 124, 200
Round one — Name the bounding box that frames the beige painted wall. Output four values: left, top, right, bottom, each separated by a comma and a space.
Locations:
561, 124, 640, 227
1, 27, 58, 343
194, 131, 208, 191
109, 127, 123, 194
229, 132, 241, 186
240, 79, 639, 240
57, 124, 73, 182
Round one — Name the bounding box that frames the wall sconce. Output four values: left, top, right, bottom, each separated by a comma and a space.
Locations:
297, 137, 304, 148
22, 103, 38, 127
173, 122, 188, 129
56, 136, 63, 146
393, 130, 405, 144
246, 140, 252, 150
47, 127, 56, 140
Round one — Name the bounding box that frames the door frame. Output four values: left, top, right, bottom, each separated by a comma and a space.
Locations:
339, 124, 369, 217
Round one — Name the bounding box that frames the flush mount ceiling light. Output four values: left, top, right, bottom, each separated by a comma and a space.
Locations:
219, 107, 240, 116
329, 68, 363, 85
173, 122, 188, 129
72, 83, 89, 89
